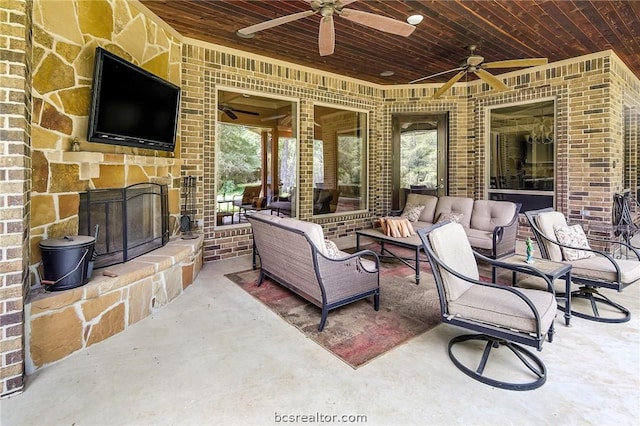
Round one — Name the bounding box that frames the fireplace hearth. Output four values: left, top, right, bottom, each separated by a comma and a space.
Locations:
79, 183, 169, 269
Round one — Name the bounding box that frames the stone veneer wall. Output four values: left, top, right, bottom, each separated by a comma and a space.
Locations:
29, 0, 183, 290
25, 236, 203, 373
1, 0, 33, 398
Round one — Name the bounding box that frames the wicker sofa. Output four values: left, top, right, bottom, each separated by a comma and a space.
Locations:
247, 212, 380, 331
399, 194, 521, 259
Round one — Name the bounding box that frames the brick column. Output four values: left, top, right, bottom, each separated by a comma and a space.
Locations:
1, 0, 32, 397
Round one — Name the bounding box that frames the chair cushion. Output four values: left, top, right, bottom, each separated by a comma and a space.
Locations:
535, 211, 567, 262
433, 196, 473, 228
553, 224, 596, 261
570, 256, 640, 285
470, 200, 516, 232
427, 222, 477, 301
449, 285, 557, 335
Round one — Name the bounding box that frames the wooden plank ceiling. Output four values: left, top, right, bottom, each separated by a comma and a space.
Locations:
140, 0, 640, 85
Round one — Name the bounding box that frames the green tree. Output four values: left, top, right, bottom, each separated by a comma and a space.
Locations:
218, 124, 262, 193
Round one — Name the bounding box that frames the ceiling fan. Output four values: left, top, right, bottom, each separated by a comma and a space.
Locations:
410, 45, 548, 99
218, 104, 259, 120
237, 0, 415, 56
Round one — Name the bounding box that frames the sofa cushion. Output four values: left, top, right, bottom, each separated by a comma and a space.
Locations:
405, 193, 438, 222
280, 217, 326, 255
465, 228, 494, 250
433, 196, 473, 229
470, 200, 517, 232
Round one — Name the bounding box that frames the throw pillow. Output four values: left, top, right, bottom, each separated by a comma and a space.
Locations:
401, 204, 425, 222
324, 239, 341, 259
553, 224, 596, 261
436, 212, 464, 224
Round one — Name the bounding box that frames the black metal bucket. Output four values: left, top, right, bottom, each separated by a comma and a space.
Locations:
39, 236, 95, 291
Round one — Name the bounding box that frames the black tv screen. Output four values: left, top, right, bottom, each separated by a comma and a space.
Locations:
87, 47, 180, 152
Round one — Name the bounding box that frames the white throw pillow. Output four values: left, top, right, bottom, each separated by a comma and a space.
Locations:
401, 204, 425, 222
553, 224, 596, 261
324, 239, 341, 259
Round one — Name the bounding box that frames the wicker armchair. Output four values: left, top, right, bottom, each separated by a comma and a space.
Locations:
248, 213, 380, 331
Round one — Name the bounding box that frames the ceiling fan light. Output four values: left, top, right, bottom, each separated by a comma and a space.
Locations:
380, 70, 395, 77
406, 14, 423, 25
236, 30, 254, 39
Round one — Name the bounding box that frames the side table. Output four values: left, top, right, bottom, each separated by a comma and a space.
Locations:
494, 254, 573, 326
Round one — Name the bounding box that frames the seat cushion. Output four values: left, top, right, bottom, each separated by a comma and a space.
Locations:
570, 256, 640, 285
465, 228, 493, 250
449, 285, 557, 335
427, 222, 477, 301
535, 211, 567, 262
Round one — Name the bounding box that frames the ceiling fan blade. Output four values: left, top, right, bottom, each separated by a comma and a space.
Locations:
224, 109, 238, 120
261, 114, 287, 122
432, 71, 466, 99
474, 69, 509, 91
231, 108, 260, 116
484, 58, 548, 69
410, 67, 465, 84
237, 10, 315, 35
318, 15, 335, 56
339, 9, 415, 37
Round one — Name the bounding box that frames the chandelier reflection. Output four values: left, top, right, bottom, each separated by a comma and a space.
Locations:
526, 116, 554, 144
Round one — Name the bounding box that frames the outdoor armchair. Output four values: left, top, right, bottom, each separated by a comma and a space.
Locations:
417, 222, 557, 391
525, 208, 640, 323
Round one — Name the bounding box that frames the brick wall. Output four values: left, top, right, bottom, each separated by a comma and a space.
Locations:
181, 42, 381, 262
1, 0, 32, 398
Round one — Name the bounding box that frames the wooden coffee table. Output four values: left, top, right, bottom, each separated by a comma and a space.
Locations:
356, 228, 426, 284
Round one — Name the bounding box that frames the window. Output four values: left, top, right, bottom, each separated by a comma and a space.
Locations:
216, 90, 297, 225
488, 99, 555, 212
313, 105, 367, 215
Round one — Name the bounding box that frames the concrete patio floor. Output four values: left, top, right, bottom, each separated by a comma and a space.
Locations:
1, 240, 639, 426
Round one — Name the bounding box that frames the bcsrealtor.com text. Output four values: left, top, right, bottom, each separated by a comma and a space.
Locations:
274, 412, 368, 423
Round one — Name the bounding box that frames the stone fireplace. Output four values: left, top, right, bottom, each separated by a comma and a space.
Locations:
79, 183, 169, 269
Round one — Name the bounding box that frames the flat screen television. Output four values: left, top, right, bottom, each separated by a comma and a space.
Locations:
87, 47, 180, 152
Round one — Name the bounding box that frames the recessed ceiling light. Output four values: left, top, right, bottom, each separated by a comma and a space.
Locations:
236, 30, 254, 39
380, 71, 395, 77
407, 14, 423, 25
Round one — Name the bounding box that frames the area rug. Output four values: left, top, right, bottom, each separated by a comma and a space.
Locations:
225, 254, 440, 369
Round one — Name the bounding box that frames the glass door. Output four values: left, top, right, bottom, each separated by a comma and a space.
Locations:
392, 113, 448, 210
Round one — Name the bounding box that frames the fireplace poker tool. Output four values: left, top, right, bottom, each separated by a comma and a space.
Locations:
181, 176, 198, 240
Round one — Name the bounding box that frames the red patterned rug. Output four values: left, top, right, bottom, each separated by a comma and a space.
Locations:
225, 251, 441, 369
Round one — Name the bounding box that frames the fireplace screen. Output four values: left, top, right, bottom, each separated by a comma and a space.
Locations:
79, 183, 169, 269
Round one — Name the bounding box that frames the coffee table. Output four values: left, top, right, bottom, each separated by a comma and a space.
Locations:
495, 254, 573, 326
356, 228, 426, 284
